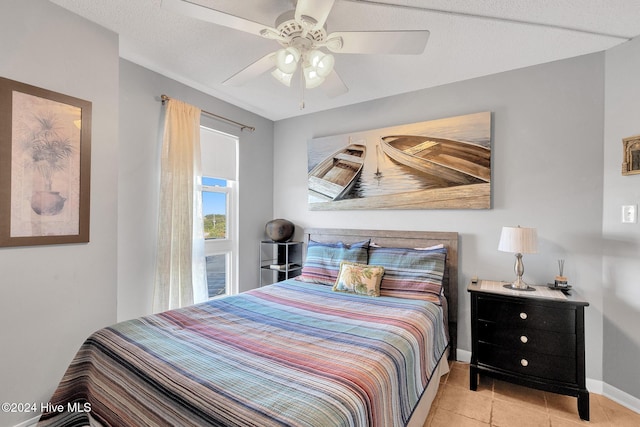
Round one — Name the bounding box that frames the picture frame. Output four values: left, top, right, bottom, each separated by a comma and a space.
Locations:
0, 77, 91, 247
622, 134, 640, 176
307, 111, 492, 210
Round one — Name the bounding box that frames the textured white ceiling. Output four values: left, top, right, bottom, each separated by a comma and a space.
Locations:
48, 0, 640, 121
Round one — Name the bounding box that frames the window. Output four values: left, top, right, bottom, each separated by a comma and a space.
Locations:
200, 127, 238, 298
203, 177, 228, 240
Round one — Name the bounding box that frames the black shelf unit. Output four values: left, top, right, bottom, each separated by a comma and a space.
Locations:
259, 241, 303, 286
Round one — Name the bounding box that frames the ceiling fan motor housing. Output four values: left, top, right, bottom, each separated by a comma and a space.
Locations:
275, 10, 327, 46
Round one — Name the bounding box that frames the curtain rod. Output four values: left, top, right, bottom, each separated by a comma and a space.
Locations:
160, 94, 255, 132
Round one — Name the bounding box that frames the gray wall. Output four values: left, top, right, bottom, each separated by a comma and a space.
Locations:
274, 53, 606, 384
603, 37, 640, 401
118, 60, 275, 321
0, 1, 119, 426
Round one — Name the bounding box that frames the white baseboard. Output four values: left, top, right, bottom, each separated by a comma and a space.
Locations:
457, 348, 471, 363
603, 382, 640, 414
587, 378, 603, 394
453, 350, 639, 415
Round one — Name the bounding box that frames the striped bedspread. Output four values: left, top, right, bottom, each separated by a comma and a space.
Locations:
38, 280, 448, 427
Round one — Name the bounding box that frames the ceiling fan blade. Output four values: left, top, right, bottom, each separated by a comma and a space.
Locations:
223, 53, 276, 87
327, 30, 430, 54
162, 0, 271, 37
295, 0, 336, 31
322, 70, 349, 98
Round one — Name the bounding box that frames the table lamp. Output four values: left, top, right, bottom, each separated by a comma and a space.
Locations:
498, 226, 538, 291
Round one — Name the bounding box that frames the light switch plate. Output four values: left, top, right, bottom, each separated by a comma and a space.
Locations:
622, 205, 637, 223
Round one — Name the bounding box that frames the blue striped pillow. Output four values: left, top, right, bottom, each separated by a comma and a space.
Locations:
297, 240, 370, 285
368, 246, 446, 303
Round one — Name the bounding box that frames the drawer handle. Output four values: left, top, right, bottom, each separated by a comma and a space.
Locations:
521, 359, 529, 367
520, 335, 528, 344
519, 312, 528, 320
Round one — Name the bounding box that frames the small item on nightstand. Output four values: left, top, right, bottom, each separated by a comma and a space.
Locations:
471, 276, 479, 284
548, 259, 571, 290
548, 283, 572, 292
555, 259, 568, 286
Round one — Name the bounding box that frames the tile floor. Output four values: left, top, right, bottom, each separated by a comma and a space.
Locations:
425, 362, 640, 427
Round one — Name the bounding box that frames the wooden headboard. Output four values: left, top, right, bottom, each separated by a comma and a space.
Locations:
303, 228, 459, 360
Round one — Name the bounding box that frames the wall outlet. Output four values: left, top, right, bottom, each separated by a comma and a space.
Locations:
622, 205, 637, 223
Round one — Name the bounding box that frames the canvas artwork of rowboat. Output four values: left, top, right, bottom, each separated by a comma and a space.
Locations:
381, 135, 491, 185
308, 143, 366, 202
306, 112, 492, 210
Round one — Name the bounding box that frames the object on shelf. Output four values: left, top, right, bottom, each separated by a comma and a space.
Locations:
265, 219, 295, 242
269, 263, 296, 271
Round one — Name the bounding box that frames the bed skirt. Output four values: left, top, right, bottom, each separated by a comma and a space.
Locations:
407, 349, 450, 427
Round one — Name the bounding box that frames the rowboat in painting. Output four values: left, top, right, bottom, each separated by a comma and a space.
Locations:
308, 143, 367, 202
381, 135, 490, 184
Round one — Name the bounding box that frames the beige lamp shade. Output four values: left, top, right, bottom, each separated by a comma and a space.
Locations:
498, 226, 538, 254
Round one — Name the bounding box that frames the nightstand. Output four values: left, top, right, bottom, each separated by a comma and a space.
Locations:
468, 280, 590, 420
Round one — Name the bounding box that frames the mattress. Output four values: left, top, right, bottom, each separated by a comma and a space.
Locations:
38, 279, 448, 427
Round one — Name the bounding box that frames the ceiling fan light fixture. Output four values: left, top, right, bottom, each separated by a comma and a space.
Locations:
303, 65, 325, 89
275, 47, 300, 74
308, 50, 334, 78
271, 68, 293, 87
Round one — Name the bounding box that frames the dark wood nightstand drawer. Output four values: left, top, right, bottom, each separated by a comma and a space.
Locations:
478, 321, 576, 357
477, 296, 575, 333
477, 342, 576, 384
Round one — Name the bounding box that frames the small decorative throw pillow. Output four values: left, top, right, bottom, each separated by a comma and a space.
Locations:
333, 261, 384, 297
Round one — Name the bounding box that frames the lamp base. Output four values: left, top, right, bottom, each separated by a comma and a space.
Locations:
504, 272, 536, 291
503, 284, 536, 291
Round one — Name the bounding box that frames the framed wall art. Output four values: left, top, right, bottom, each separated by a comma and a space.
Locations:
0, 77, 91, 247
307, 111, 492, 210
622, 134, 640, 176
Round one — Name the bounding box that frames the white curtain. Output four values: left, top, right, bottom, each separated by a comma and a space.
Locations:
153, 99, 208, 313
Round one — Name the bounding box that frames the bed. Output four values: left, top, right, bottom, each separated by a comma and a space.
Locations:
38, 228, 458, 427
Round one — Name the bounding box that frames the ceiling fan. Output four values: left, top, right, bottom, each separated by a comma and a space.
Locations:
162, 0, 430, 99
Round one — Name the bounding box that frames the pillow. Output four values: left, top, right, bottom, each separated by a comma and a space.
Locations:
370, 242, 444, 251
296, 239, 370, 285
414, 244, 444, 251
333, 261, 384, 297
368, 246, 447, 303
